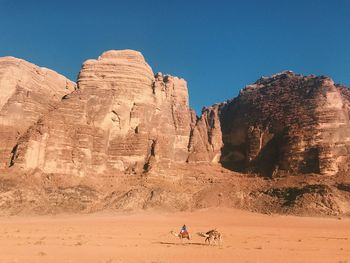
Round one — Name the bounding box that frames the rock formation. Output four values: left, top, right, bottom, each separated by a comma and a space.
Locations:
0, 57, 75, 170
191, 71, 350, 177
2, 51, 350, 179
188, 105, 223, 163
10, 50, 192, 176
2, 52, 350, 216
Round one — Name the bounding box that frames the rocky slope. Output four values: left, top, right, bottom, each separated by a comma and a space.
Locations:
1, 164, 350, 216
0, 57, 75, 170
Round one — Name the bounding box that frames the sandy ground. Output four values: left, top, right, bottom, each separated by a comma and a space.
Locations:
0, 208, 349, 263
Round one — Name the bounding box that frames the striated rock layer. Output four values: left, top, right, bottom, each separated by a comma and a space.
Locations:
191, 71, 350, 177
0, 57, 75, 169
10, 50, 192, 176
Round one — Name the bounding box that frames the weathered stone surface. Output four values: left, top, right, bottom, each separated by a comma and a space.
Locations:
4, 52, 350, 179
188, 105, 223, 163
191, 71, 350, 177
0, 57, 75, 169
2, 53, 350, 216
10, 50, 192, 176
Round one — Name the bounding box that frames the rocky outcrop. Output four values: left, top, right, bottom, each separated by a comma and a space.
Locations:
3, 52, 350, 179
10, 50, 192, 176
188, 105, 223, 163
191, 71, 350, 177
0, 57, 75, 169
2, 52, 350, 216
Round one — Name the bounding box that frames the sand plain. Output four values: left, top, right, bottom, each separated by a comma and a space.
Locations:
0, 208, 349, 263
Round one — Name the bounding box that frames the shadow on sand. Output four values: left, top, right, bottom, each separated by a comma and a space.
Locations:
155, 241, 208, 246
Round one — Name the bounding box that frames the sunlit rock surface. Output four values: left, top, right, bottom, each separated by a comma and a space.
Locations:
0, 57, 75, 169
3, 52, 350, 178
11, 50, 192, 176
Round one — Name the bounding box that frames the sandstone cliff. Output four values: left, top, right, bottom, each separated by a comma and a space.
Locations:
1, 52, 350, 216
6, 54, 350, 179
0, 57, 75, 170
10, 50, 192, 176
191, 71, 350, 177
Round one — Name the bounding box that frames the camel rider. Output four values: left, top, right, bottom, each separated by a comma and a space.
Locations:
180, 224, 188, 235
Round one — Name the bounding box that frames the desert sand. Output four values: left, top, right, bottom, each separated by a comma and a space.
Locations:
0, 208, 349, 263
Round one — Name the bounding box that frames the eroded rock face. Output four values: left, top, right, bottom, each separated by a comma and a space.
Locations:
192, 71, 350, 176
4, 52, 350, 179
0, 57, 75, 169
11, 50, 192, 176
188, 105, 223, 163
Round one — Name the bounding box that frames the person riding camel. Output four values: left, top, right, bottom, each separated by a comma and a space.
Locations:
180, 224, 189, 238
170, 224, 191, 240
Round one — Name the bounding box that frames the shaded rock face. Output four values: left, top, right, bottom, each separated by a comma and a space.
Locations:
11, 50, 192, 176
0, 57, 75, 169
193, 71, 350, 177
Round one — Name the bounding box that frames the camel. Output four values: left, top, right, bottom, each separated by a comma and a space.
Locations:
197, 229, 222, 245
170, 230, 191, 241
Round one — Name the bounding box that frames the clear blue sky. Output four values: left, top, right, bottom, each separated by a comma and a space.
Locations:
1, 0, 349, 113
